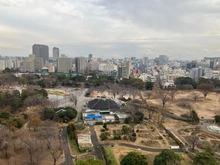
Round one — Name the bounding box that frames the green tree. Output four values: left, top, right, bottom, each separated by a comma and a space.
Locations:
175, 77, 197, 89
103, 123, 107, 130
193, 152, 217, 165
124, 116, 132, 124
122, 125, 131, 134
21, 89, 29, 100
3, 68, 15, 73
65, 108, 77, 119
191, 110, 200, 123
154, 149, 181, 165
20, 77, 28, 86
99, 133, 107, 141
214, 115, 220, 123
76, 158, 104, 165
0, 91, 4, 107
43, 108, 55, 120
120, 152, 148, 165
146, 81, 154, 90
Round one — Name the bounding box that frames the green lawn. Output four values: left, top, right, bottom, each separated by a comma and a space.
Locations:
104, 146, 117, 165
68, 136, 80, 154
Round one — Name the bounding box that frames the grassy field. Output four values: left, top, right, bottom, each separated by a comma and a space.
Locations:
68, 136, 81, 154
104, 146, 117, 165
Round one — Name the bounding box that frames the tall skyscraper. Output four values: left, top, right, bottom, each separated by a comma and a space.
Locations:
32, 44, 49, 65
53, 47, 59, 61
75, 57, 87, 73
125, 61, 131, 78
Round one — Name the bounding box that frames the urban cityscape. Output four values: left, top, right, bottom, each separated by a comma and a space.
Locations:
0, 44, 219, 83
1, 0, 220, 165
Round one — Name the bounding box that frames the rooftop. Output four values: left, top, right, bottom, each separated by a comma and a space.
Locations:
88, 98, 120, 110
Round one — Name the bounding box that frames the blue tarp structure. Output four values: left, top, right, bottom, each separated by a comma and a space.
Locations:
85, 115, 102, 120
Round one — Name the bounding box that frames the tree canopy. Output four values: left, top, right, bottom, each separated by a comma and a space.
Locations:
175, 77, 197, 89
154, 149, 181, 165
193, 152, 217, 165
76, 158, 104, 165
120, 152, 148, 165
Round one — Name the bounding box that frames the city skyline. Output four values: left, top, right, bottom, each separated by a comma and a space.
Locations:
0, 0, 220, 60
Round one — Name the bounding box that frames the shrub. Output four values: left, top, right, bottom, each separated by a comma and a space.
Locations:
114, 135, 121, 140
101, 129, 105, 132
100, 133, 107, 141
129, 135, 136, 142
0, 111, 10, 119
95, 121, 103, 125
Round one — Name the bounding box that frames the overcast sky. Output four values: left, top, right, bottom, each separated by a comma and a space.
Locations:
0, 0, 220, 60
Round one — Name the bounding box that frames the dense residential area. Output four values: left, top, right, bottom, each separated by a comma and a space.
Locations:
0, 52, 220, 165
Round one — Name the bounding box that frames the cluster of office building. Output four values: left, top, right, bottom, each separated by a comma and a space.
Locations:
1, 44, 220, 85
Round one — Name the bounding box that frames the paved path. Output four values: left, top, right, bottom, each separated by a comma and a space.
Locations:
89, 125, 104, 161
62, 127, 74, 165
118, 143, 183, 152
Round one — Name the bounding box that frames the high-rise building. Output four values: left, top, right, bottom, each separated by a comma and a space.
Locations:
143, 57, 149, 65
75, 57, 87, 73
20, 54, 43, 72
58, 58, 72, 72
158, 55, 169, 65
89, 54, 93, 58
0, 59, 5, 71
125, 61, 131, 78
32, 44, 49, 65
53, 47, 59, 61
118, 66, 127, 78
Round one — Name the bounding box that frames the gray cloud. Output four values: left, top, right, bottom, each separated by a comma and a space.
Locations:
0, 0, 220, 60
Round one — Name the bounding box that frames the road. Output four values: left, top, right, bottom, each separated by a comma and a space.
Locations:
61, 127, 74, 165
89, 125, 104, 161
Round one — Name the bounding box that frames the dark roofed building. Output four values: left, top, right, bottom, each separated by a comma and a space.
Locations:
88, 99, 120, 110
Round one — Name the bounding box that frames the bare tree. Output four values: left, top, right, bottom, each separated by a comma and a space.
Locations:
69, 94, 78, 107
146, 107, 155, 120
50, 98, 59, 108
181, 84, 194, 90
159, 91, 170, 108
177, 98, 191, 109
145, 91, 153, 99
110, 84, 120, 98
168, 89, 177, 100
0, 125, 13, 158
29, 116, 41, 131
49, 139, 62, 165
23, 136, 43, 165
24, 94, 49, 107
187, 135, 199, 151
197, 84, 214, 98
14, 138, 24, 152
41, 125, 59, 149
129, 88, 140, 99
157, 112, 166, 125
120, 86, 128, 98
190, 92, 201, 101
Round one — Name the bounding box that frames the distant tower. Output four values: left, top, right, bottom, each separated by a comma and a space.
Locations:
89, 54, 93, 59
32, 44, 49, 65
53, 47, 59, 61
125, 61, 131, 77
